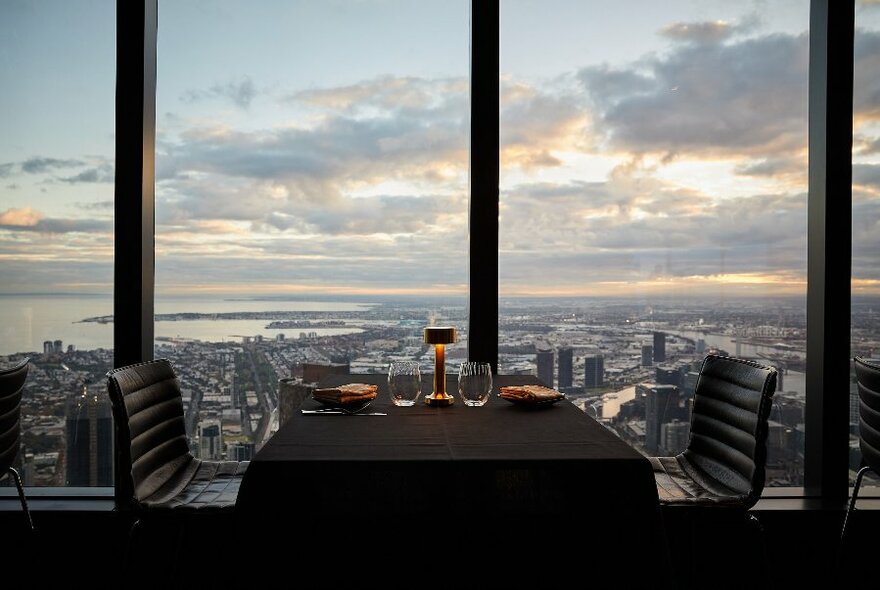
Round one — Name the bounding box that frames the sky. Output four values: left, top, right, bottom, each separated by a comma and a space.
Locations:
0, 0, 879, 300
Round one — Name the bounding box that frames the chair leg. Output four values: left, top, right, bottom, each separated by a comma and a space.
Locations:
838, 465, 872, 573
123, 517, 141, 578
747, 512, 769, 589
8, 467, 34, 532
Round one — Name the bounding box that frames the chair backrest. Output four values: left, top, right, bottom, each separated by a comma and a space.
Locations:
106, 359, 193, 511
682, 354, 778, 508
0, 358, 29, 473
853, 357, 880, 474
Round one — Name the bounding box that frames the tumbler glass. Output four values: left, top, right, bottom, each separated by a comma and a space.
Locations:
388, 361, 421, 406
458, 362, 493, 407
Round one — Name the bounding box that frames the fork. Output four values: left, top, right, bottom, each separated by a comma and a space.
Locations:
301, 398, 385, 415
301, 407, 387, 416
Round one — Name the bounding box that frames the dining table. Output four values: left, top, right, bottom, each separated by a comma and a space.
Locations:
236, 373, 671, 587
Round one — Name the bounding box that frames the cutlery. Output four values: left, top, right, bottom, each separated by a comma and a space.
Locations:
301, 409, 387, 416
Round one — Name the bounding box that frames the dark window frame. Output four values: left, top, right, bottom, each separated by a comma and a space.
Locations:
105, 0, 856, 502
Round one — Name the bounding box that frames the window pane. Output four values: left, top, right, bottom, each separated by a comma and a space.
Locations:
852, 2, 880, 488
0, 1, 116, 486
156, 1, 469, 455
500, 0, 809, 487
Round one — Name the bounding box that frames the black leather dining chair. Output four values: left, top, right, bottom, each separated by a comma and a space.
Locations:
650, 354, 778, 588
105, 358, 249, 584
0, 357, 33, 532
841, 357, 880, 560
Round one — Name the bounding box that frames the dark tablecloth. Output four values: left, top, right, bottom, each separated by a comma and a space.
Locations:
237, 374, 669, 587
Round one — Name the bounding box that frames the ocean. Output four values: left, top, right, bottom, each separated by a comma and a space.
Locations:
0, 295, 373, 356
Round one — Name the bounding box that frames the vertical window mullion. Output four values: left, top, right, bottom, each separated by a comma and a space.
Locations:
805, 0, 854, 500
114, 0, 156, 369
468, 0, 500, 373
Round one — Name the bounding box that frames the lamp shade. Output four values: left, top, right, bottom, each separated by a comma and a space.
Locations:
424, 326, 456, 345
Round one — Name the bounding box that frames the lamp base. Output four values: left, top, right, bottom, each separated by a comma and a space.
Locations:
424, 393, 455, 407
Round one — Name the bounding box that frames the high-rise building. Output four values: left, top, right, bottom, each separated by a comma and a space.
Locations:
53, 339, 63, 354
584, 355, 604, 388
43, 340, 53, 355
65, 385, 113, 486
226, 442, 255, 461
683, 371, 700, 398
641, 383, 679, 454
198, 422, 222, 460
536, 349, 554, 386
656, 366, 683, 388
641, 344, 653, 367
557, 347, 573, 388
661, 419, 690, 455
653, 331, 666, 363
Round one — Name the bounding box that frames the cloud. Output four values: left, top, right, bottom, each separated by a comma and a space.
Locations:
157, 75, 471, 239
499, 155, 807, 294
853, 163, 880, 188
658, 14, 759, 45
854, 29, 880, 121
58, 163, 114, 184
578, 31, 809, 159
20, 157, 84, 174
77, 200, 114, 211
855, 134, 880, 154
182, 76, 257, 109
290, 75, 467, 114
659, 20, 736, 44
0, 156, 113, 183
0, 208, 110, 234
500, 77, 590, 170
0, 207, 43, 226
140, 44, 812, 297
734, 156, 805, 178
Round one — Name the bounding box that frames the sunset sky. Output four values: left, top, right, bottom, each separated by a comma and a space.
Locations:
1, 0, 878, 299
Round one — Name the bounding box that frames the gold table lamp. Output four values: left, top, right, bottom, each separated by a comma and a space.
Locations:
424, 326, 456, 406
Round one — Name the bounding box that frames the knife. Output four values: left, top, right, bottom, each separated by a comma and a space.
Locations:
301, 409, 387, 416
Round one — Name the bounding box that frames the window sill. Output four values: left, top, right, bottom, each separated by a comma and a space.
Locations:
0, 487, 114, 512
3, 486, 880, 512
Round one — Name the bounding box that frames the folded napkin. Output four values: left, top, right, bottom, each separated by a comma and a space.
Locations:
499, 384, 564, 402
313, 383, 378, 405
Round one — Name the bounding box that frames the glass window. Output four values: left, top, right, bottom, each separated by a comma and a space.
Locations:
0, 1, 116, 486
500, 0, 809, 486
156, 0, 469, 456
851, 0, 880, 487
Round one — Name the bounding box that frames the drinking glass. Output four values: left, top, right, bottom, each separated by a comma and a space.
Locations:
388, 361, 421, 406
458, 362, 493, 406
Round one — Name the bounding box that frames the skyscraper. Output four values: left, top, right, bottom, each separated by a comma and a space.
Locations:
65, 385, 113, 486
584, 355, 604, 388
655, 366, 683, 388
198, 422, 222, 460
536, 348, 554, 387
226, 442, 255, 461
641, 344, 653, 367
557, 347, 573, 388
660, 420, 690, 455
641, 383, 679, 454
653, 331, 666, 363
